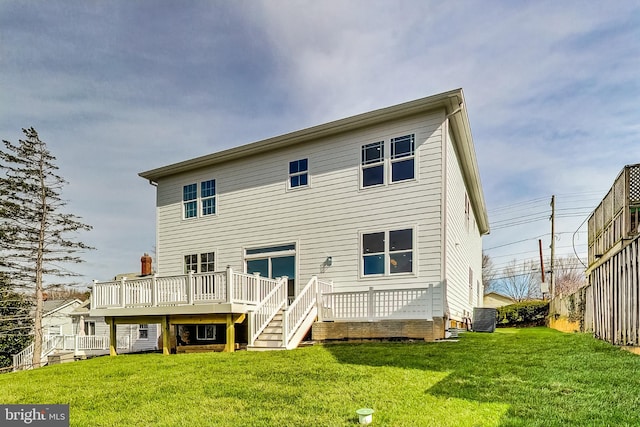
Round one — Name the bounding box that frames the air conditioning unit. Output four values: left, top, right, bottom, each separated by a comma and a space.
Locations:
472, 308, 497, 332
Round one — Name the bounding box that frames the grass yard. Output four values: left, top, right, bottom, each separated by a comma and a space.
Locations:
2, 327, 640, 426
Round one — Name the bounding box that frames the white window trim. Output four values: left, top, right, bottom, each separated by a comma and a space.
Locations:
138, 324, 149, 340
183, 251, 216, 274
243, 241, 298, 294
287, 158, 311, 191
359, 133, 418, 190
359, 227, 417, 279
196, 324, 216, 341
182, 179, 218, 220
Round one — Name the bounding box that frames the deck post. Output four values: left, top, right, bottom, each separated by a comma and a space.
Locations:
187, 271, 194, 305
227, 266, 234, 303
151, 274, 157, 307
162, 316, 171, 356
108, 318, 117, 356
368, 287, 375, 321
119, 277, 126, 308
225, 314, 235, 352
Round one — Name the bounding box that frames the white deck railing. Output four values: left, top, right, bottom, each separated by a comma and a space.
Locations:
319, 284, 439, 321
12, 334, 130, 371
92, 268, 280, 310
248, 277, 288, 346
283, 277, 333, 347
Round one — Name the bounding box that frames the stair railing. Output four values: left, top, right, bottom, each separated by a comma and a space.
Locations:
248, 276, 288, 346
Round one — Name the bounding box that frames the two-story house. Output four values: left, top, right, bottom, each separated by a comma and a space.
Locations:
90, 88, 489, 354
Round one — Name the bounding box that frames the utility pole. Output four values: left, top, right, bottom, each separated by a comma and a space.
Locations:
538, 239, 545, 284
550, 195, 555, 298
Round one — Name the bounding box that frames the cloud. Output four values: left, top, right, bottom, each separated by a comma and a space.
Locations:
0, 0, 638, 282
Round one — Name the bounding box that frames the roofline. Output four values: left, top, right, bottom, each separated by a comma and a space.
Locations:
139, 88, 489, 234
43, 298, 83, 317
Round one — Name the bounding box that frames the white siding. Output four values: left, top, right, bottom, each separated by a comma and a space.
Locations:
154, 111, 448, 316
444, 121, 484, 321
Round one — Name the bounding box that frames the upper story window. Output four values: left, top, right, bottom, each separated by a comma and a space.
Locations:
183, 184, 197, 218
361, 141, 385, 187
362, 228, 413, 276
361, 134, 415, 188
183, 179, 216, 219
390, 134, 415, 182
289, 159, 309, 188
201, 180, 216, 216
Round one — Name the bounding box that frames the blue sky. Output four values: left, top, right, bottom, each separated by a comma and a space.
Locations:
1, 1, 638, 284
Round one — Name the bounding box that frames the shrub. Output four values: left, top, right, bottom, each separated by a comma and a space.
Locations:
497, 300, 549, 327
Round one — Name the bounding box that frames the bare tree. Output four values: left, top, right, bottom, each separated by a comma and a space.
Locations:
482, 252, 497, 294
498, 259, 542, 302
554, 256, 587, 296
0, 128, 92, 369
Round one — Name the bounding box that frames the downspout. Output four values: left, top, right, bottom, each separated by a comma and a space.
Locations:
147, 179, 159, 276
441, 111, 449, 323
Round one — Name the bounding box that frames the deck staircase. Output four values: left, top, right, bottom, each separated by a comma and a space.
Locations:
248, 310, 287, 351
247, 276, 333, 352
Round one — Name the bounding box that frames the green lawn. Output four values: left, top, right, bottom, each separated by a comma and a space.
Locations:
2, 328, 640, 426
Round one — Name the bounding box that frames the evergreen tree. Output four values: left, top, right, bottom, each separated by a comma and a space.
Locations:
0, 273, 33, 369
0, 128, 92, 368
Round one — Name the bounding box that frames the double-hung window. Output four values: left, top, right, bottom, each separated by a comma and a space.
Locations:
362, 228, 413, 276
201, 180, 216, 216
361, 141, 385, 187
289, 159, 308, 188
361, 134, 415, 187
390, 134, 415, 182
183, 179, 216, 219
183, 184, 197, 218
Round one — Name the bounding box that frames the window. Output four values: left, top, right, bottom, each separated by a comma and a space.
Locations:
201, 180, 216, 216
183, 179, 216, 219
362, 228, 413, 276
197, 324, 216, 341
185, 252, 215, 273
468, 268, 474, 305
289, 159, 308, 188
138, 324, 149, 340
390, 134, 415, 182
361, 134, 416, 187
185, 254, 198, 273
84, 321, 96, 336
183, 184, 197, 218
361, 141, 384, 187
200, 252, 215, 272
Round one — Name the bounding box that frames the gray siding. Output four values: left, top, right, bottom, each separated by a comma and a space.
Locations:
444, 121, 483, 321
154, 110, 460, 317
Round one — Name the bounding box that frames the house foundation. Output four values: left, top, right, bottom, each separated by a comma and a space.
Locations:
312, 317, 446, 342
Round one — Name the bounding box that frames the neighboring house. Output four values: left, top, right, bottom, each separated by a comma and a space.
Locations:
41, 299, 84, 336
483, 292, 515, 309
70, 299, 160, 355
90, 88, 490, 353
13, 261, 160, 370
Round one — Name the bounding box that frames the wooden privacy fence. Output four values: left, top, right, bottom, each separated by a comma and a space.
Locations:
590, 234, 640, 346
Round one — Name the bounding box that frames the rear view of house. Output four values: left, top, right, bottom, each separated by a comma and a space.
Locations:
90, 88, 489, 353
